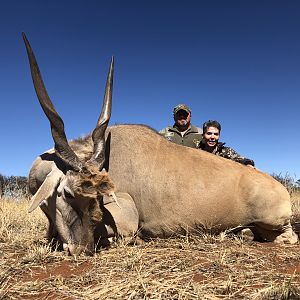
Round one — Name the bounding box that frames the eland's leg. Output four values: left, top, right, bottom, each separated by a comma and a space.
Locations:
253, 221, 298, 244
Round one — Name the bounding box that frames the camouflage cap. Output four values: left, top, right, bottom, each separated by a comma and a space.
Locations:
173, 104, 191, 115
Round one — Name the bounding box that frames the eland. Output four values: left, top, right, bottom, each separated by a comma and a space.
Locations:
24, 33, 298, 256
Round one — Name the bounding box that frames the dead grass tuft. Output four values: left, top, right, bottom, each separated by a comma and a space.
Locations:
253, 281, 300, 300
291, 190, 300, 234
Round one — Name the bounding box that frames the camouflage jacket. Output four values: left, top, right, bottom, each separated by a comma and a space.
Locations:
199, 142, 255, 166
159, 124, 203, 149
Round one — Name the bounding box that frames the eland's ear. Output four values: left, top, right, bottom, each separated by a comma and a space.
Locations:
28, 168, 64, 213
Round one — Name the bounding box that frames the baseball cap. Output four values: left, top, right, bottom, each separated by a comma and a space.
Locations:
173, 104, 191, 115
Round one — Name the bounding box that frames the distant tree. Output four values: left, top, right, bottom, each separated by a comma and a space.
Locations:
0, 174, 4, 197
0, 173, 28, 200
271, 173, 298, 194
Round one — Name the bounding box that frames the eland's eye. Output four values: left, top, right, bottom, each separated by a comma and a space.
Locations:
82, 181, 93, 189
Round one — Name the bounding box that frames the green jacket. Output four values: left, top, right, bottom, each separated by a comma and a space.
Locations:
159, 124, 203, 148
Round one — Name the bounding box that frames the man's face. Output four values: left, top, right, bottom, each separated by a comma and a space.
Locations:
174, 110, 191, 128
203, 126, 220, 148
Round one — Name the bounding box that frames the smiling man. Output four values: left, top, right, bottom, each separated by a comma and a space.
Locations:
159, 104, 202, 148
199, 120, 255, 167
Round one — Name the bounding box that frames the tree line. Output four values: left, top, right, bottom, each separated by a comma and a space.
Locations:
0, 174, 29, 199
0, 172, 299, 200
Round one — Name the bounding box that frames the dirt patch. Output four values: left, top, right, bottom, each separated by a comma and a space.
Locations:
281, 263, 300, 275
21, 260, 92, 282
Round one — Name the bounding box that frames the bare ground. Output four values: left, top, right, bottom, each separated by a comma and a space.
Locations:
1, 195, 300, 300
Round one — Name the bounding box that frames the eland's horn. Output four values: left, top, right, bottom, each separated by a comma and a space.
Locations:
22, 32, 83, 171
88, 57, 114, 169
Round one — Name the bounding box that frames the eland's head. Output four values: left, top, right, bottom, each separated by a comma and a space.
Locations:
23, 33, 115, 255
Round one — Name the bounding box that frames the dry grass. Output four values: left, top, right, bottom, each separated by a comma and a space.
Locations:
1, 195, 300, 300
291, 191, 300, 235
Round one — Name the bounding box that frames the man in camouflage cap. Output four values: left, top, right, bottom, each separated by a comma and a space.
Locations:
199, 120, 255, 166
159, 104, 202, 148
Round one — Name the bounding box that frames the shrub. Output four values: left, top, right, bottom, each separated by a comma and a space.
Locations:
271, 172, 300, 195
0, 174, 29, 200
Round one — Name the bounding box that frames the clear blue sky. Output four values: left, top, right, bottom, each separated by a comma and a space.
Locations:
1, 0, 300, 180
